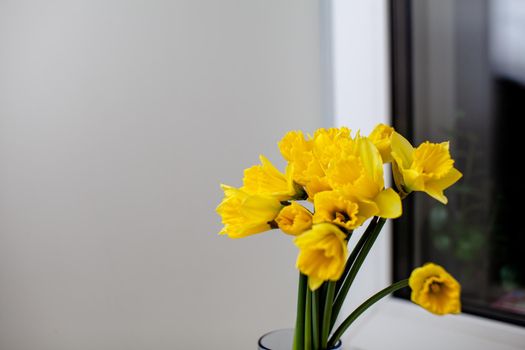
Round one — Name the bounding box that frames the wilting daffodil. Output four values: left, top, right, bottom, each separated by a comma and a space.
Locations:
216, 185, 283, 238
409, 263, 461, 315
391, 132, 462, 204
294, 223, 348, 291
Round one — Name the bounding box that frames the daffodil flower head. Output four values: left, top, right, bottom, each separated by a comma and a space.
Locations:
409, 263, 461, 315
294, 223, 348, 291
278, 130, 315, 186
325, 136, 402, 221
391, 132, 463, 204
313, 191, 360, 231
275, 202, 313, 236
311, 127, 353, 168
242, 155, 300, 201
278, 128, 353, 199
216, 185, 283, 238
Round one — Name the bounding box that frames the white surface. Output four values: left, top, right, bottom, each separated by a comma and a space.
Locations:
0, 1, 322, 349
349, 299, 525, 350
330, 0, 525, 349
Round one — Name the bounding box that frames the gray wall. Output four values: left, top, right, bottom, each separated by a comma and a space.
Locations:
0, 1, 322, 349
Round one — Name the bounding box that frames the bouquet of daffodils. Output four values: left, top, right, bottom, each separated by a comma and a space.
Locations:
217, 125, 462, 350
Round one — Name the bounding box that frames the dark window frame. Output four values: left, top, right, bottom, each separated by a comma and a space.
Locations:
389, 0, 525, 327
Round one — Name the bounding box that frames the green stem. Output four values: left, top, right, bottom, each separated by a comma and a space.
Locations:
335, 217, 378, 298
321, 282, 336, 349
328, 279, 409, 348
312, 289, 320, 349
293, 273, 307, 350
317, 282, 327, 347
305, 288, 312, 350
331, 217, 386, 328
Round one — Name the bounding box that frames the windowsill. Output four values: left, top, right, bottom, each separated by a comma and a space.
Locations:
342, 297, 525, 350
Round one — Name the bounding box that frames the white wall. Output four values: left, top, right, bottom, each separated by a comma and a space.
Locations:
0, 1, 322, 349
331, 0, 391, 325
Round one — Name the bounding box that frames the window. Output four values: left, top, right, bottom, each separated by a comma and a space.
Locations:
392, 0, 525, 326
330, 0, 525, 347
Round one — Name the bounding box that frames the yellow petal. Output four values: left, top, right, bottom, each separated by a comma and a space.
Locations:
374, 188, 402, 218
241, 195, 284, 221
423, 168, 463, 204
242, 155, 296, 200
391, 132, 414, 169
424, 187, 448, 205
304, 176, 332, 199
354, 199, 379, 223
308, 276, 324, 291
325, 156, 363, 188
369, 123, 395, 163
216, 185, 283, 238
401, 167, 425, 191
412, 142, 454, 178
427, 168, 463, 192
278, 131, 315, 185
355, 136, 384, 187
278, 131, 308, 161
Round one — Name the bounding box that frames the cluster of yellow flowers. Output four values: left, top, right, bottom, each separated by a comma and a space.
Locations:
217, 124, 462, 316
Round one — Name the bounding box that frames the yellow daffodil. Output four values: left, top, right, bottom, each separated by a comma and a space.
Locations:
278, 130, 311, 162
391, 132, 462, 204
242, 155, 301, 201
278, 128, 353, 198
310, 127, 353, 169
278, 130, 315, 186
294, 223, 348, 291
369, 123, 395, 163
409, 263, 461, 315
313, 191, 360, 231
325, 136, 402, 221
216, 185, 283, 238
275, 202, 313, 235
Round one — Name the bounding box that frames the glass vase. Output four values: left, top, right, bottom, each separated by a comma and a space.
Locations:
258, 328, 342, 350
